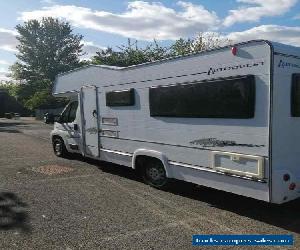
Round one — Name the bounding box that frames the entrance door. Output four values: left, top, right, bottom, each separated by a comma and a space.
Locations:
80, 85, 100, 157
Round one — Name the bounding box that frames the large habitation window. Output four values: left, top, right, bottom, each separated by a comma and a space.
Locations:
106, 88, 135, 107
291, 74, 300, 117
149, 75, 255, 119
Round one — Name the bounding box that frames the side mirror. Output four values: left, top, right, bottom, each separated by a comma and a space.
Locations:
44, 113, 55, 124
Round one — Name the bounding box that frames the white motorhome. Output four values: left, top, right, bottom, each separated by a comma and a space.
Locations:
51, 40, 300, 204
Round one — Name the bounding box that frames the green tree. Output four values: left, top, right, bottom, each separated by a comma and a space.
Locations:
92, 39, 169, 67
92, 35, 230, 67
169, 38, 194, 56
13, 17, 83, 82
23, 89, 64, 110
192, 33, 232, 53
10, 17, 83, 110
0, 82, 20, 98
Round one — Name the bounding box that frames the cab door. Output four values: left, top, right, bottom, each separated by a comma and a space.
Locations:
56, 101, 80, 152
80, 85, 100, 157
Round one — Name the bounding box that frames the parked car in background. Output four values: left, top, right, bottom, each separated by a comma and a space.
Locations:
44, 113, 56, 124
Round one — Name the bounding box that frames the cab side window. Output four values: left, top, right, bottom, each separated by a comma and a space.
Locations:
60, 101, 78, 123
68, 101, 78, 122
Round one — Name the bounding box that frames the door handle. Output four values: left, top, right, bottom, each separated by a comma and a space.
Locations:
92, 110, 97, 118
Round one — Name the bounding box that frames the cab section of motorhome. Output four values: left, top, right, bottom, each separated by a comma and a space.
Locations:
51, 94, 82, 157
51, 40, 300, 204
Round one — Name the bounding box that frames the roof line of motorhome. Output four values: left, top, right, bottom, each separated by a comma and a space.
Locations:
56, 39, 272, 77
274, 52, 300, 60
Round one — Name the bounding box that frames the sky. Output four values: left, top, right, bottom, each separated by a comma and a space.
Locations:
0, 0, 300, 81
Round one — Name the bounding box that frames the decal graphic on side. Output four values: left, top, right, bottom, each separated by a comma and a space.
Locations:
177, 60, 265, 77
190, 138, 265, 148
278, 59, 300, 69
86, 127, 98, 134
207, 61, 265, 75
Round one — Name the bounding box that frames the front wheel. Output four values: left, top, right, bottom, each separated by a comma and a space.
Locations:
52, 137, 68, 157
142, 159, 169, 189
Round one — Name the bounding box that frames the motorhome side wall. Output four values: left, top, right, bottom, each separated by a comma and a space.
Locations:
271, 44, 300, 203
97, 41, 272, 201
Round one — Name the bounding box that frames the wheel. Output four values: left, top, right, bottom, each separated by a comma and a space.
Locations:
52, 137, 68, 157
142, 159, 169, 188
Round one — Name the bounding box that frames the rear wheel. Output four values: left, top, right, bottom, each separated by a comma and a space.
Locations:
52, 137, 68, 157
142, 159, 168, 188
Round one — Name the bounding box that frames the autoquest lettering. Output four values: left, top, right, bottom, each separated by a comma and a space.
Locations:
278, 59, 300, 69
207, 61, 265, 75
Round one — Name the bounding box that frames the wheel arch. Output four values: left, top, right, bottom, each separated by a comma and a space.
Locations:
51, 134, 69, 151
51, 134, 64, 143
132, 149, 172, 178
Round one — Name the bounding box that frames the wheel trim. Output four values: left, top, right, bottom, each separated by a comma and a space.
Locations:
145, 164, 167, 186
54, 141, 62, 155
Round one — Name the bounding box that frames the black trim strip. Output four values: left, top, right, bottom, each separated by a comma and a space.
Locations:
102, 72, 198, 87
69, 144, 79, 150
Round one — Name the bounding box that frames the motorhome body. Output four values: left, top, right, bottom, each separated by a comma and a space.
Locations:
51, 40, 300, 204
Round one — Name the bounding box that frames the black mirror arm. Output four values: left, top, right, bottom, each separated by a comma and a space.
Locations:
92, 110, 97, 118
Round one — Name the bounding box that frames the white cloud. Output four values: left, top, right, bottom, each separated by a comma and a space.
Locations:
224, 0, 297, 27
18, 1, 220, 40
81, 41, 106, 60
225, 25, 300, 46
40, 0, 56, 4
0, 67, 11, 82
0, 59, 11, 65
0, 28, 18, 52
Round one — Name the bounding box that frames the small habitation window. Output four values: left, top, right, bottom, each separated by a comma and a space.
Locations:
291, 74, 300, 117
149, 75, 255, 119
106, 88, 135, 107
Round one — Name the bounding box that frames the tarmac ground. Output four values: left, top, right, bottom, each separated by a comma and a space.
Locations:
0, 117, 299, 249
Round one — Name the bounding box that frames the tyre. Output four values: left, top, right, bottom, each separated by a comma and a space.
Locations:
52, 137, 68, 157
141, 159, 169, 189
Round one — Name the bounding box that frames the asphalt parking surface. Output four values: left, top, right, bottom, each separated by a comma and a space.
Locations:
0, 118, 300, 250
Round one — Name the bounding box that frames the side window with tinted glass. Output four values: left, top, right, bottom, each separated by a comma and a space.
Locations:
291, 74, 300, 117
68, 101, 78, 122
60, 101, 78, 123
60, 104, 71, 123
